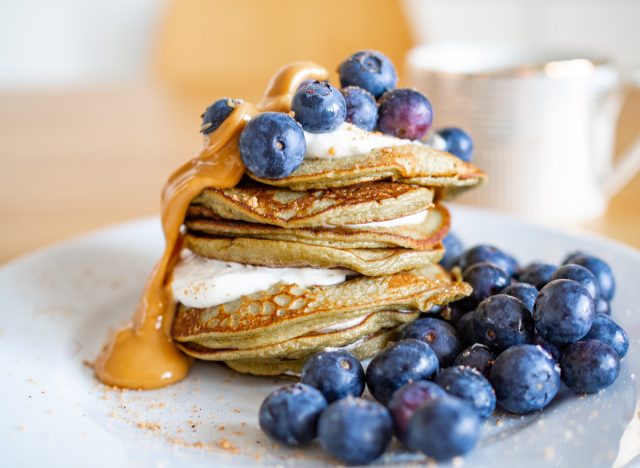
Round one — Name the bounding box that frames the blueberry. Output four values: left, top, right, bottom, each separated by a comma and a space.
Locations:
562, 251, 584, 264
561, 340, 620, 393
429, 304, 465, 325
552, 264, 600, 301
564, 254, 616, 301
440, 231, 464, 271
291, 80, 346, 133
426, 303, 447, 315
455, 311, 477, 345
301, 350, 365, 402
258, 383, 327, 446
296, 79, 315, 91
502, 283, 538, 313
239, 112, 305, 179
489, 344, 560, 414
461, 262, 511, 309
387, 380, 446, 441
457, 244, 519, 277
317, 397, 392, 465
583, 314, 629, 358
400, 317, 462, 367
366, 339, 439, 405
533, 279, 595, 345
437, 127, 474, 162
200, 97, 243, 134
473, 295, 534, 351
454, 344, 496, 377
519, 262, 557, 290
435, 366, 496, 419
340, 86, 378, 131
423, 303, 457, 322
449, 298, 475, 320
377, 89, 433, 140
440, 303, 466, 324
405, 396, 481, 461
338, 50, 398, 99
532, 334, 562, 362
596, 298, 611, 315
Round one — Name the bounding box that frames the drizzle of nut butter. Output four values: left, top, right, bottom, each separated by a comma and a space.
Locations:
94, 62, 329, 389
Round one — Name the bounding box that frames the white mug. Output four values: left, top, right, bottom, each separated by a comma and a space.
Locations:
406, 42, 640, 225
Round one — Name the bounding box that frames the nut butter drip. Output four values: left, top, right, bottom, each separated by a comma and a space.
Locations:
258, 61, 329, 112
94, 61, 329, 389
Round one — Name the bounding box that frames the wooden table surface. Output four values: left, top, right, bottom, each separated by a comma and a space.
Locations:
1, 81, 639, 264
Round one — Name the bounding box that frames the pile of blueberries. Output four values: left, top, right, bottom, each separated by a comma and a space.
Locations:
258, 236, 629, 465
200, 50, 473, 180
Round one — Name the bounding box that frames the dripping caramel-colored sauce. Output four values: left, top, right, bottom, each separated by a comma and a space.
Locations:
94, 61, 329, 390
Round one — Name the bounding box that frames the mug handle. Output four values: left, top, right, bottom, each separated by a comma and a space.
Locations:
601, 70, 640, 198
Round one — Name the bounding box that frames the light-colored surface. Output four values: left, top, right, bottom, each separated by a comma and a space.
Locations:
1, 82, 639, 264
1, 205, 639, 467
0, 0, 164, 88
402, 0, 640, 69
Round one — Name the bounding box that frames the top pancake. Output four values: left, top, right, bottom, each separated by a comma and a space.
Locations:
189, 180, 434, 228
248, 145, 485, 192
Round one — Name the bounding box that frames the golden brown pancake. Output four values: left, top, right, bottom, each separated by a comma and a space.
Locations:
189, 180, 434, 228
172, 263, 471, 350
248, 145, 485, 192
220, 328, 399, 376
184, 235, 444, 276
185, 204, 450, 250
176, 309, 418, 361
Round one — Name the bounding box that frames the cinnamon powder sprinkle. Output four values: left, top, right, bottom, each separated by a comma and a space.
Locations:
136, 421, 161, 432
218, 438, 239, 454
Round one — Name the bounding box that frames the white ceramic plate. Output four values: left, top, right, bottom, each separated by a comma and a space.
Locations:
1, 205, 639, 467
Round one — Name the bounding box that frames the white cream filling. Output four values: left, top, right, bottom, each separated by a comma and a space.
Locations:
304, 122, 425, 159
315, 309, 415, 335
345, 209, 429, 229
302, 123, 451, 159
172, 253, 353, 309
315, 315, 369, 334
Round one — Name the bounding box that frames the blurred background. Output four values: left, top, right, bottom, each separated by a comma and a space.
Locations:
1, 0, 639, 264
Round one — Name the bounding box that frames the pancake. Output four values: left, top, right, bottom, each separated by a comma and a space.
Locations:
175, 309, 419, 361
172, 263, 471, 350
189, 181, 434, 228
220, 328, 399, 376
184, 235, 444, 276
248, 145, 485, 192
185, 203, 450, 250
220, 329, 398, 376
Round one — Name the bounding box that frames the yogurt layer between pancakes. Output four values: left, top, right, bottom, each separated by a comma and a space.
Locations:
185, 203, 449, 250
249, 144, 486, 193
172, 263, 470, 349
188, 180, 435, 228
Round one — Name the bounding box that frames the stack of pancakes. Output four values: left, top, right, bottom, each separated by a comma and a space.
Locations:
172, 144, 484, 375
